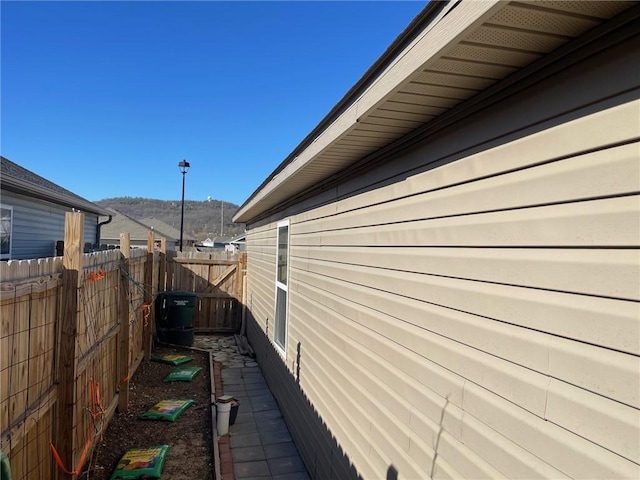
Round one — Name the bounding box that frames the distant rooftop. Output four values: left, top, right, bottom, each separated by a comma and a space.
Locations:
101, 208, 195, 243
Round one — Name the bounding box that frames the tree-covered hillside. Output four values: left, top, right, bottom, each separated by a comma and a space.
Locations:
96, 197, 245, 241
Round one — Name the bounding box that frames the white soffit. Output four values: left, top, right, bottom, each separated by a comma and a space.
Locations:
234, 0, 635, 223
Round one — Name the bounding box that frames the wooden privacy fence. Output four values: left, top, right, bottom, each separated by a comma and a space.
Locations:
0, 213, 159, 480
167, 251, 246, 333
1, 212, 247, 480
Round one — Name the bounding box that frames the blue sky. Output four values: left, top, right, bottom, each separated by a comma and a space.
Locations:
1, 1, 426, 207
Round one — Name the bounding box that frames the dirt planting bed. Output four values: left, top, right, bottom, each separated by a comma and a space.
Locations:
81, 345, 214, 480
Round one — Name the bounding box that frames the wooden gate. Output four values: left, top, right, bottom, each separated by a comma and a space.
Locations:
166, 251, 246, 333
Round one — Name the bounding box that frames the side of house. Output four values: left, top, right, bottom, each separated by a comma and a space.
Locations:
0, 156, 111, 260
234, 2, 640, 479
139, 216, 187, 248
100, 208, 181, 249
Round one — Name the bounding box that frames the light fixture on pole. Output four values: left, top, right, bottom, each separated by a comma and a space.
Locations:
178, 160, 190, 252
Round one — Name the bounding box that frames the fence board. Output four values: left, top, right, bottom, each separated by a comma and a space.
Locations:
118, 233, 131, 410
1, 219, 158, 479
2, 237, 241, 478
0, 255, 61, 471
168, 252, 245, 333
56, 211, 83, 480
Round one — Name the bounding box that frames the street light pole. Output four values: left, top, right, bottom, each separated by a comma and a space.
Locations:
178, 160, 190, 252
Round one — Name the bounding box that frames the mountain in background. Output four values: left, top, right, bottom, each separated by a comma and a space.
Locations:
96, 197, 245, 241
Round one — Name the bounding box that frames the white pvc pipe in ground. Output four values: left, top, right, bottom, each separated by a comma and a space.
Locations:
216, 402, 231, 435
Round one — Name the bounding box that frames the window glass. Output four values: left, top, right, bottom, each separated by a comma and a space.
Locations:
1, 206, 12, 259
275, 287, 287, 349
277, 224, 288, 285
275, 221, 289, 353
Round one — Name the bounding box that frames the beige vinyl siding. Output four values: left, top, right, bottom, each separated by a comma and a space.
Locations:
295, 259, 639, 405
292, 270, 638, 471
245, 223, 277, 335
295, 142, 639, 239
245, 115, 639, 478
242, 28, 640, 480
281, 159, 638, 477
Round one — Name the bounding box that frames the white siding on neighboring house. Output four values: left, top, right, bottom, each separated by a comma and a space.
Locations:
1, 190, 99, 260
242, 22, 640, 480
0, 205, 13, 260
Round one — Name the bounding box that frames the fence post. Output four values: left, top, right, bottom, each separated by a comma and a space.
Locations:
158, 237, 167, 293
166, 247, 174, 292
55, 211, 83, 479
117, 233, 131, 411
143, 231, 154, 361
237, 252, 247, 300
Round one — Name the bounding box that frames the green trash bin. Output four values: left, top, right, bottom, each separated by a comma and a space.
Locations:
1, 450, 11, 480
156, 291, 197, 328
155, 291, 197, 346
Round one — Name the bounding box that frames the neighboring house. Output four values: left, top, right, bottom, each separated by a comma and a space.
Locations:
226, 233, 246, 254
0, 156, 112, 260
233, 2, 640, 479
139, 216, 191, 248
194, 234, 246, 253
195, 236, 232, 251
100, 208, 186, 249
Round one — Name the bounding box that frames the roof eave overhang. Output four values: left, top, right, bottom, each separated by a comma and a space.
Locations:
233, 0, 637, 224
1, 176, 112, 216
233, 0, 465, 224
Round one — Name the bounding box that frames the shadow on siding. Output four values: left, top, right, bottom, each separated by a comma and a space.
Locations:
246, 313, 364, 480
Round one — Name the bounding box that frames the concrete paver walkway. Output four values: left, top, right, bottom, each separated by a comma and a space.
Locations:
194, 335, 309, 480
222, 367, 309, 479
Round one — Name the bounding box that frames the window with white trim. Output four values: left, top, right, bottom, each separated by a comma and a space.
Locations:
0, 205, 12, 260
274, 220, 289, 353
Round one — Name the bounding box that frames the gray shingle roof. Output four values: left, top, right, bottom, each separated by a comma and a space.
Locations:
139, 217, 191, 241
101, 208, 186, 243
1, 156, 110, 215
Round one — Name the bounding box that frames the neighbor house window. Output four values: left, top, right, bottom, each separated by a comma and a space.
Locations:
274, 220, 289, 354
1, 206, 12, 260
